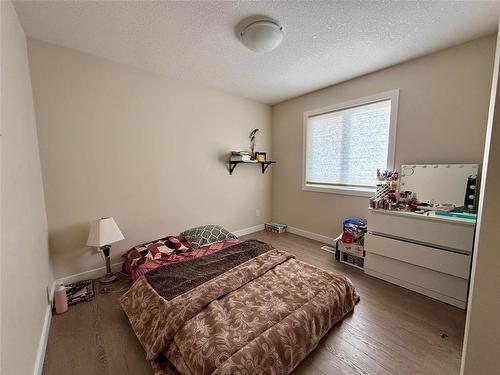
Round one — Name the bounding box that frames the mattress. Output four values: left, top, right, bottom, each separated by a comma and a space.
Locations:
120, 239, 359, 375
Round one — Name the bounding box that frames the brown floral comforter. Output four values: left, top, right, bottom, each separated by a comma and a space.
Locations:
120, 243, 359, 375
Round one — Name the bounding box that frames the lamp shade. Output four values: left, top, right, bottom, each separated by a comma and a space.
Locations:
86, 217, 124, 247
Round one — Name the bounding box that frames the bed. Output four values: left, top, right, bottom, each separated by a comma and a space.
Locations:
120, 228, 359, 375
122, 236, 241, 282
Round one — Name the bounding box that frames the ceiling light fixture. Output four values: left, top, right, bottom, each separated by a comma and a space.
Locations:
240, 19, 284, 53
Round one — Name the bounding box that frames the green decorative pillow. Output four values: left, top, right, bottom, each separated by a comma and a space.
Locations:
180, 225, 237, 249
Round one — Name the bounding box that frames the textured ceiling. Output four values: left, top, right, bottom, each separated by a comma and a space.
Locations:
14, 1, 500, 104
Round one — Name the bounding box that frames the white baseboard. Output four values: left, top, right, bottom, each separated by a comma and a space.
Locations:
235, 223, 334, 245
54, 224, 265, 285
52, 225, 329, 286
48, 282, 56, 306
287, 226, 333, 245
54, 262, 123, 285
233, 224, 265, 237
33, 304, 52, 375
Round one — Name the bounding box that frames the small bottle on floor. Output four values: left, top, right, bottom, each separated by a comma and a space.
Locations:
54, 284, 68, 314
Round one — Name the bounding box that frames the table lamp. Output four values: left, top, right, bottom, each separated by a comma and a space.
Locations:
86, 217, 124, 284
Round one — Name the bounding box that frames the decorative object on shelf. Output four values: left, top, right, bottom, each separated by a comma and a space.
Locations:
228, 129, 275, 174
255, 152, 266, 161
86, 217, 124, 284
230, 150, 252, 162
265, 222, 287, 234
249, 128, 259, 159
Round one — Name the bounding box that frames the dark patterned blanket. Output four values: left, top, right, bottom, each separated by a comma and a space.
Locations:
145, 239, 273, 301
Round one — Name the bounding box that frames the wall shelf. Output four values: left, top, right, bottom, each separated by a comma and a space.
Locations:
229, 160, 276, 175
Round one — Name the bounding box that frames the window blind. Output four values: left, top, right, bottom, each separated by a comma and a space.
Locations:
305, 99, 391, 188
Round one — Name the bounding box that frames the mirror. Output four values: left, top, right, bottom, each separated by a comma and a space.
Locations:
400, 164, 479, 206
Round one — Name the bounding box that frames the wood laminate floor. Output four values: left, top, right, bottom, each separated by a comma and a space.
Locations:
43, 231, 466, 375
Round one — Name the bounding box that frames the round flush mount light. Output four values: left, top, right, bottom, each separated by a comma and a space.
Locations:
240, 19, 284, 53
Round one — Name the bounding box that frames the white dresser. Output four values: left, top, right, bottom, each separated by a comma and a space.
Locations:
365, 208, 475, 309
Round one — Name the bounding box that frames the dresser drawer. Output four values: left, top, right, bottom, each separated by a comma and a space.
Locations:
365, 233, 471, 279
365, 253, 468, 307
367, 210, 475, 253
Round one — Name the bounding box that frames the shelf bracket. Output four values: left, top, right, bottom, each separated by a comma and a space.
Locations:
261, 163, 271, 174
228, 161, 275, 175
229, 162, 237, 175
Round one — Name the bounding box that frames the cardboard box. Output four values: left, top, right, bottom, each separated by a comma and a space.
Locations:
338, 240, 365, 258
265, 223, 287, 234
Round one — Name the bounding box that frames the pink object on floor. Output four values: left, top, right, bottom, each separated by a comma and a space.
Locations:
54, 284, 68, 314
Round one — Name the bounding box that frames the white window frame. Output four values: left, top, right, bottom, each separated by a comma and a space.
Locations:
302, 89, 399, 197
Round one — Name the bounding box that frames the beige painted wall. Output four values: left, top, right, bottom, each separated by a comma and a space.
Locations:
1, 2, 52, 374
272, 35, 496, 238
461, 26, 500, 375
28, 39, 272, 280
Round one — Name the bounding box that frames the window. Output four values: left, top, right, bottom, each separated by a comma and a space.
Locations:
303, 90, 398, 196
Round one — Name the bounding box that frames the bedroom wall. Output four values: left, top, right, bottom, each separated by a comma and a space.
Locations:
271, 35, 496, 239
461, 25, 500, 374
27, 39, 272, 280
1, 2, 53, 374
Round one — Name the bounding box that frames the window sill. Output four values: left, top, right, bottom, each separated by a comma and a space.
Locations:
302, 183, 375, 197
